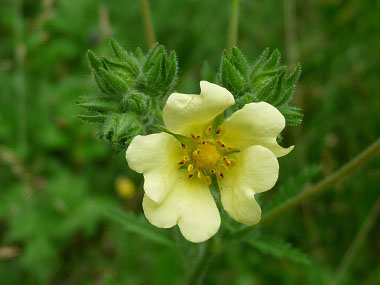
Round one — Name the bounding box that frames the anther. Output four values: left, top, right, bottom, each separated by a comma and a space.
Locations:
193, 149, 200, 156
205, 125, 212, 136
181, 143, 187, 149
227, 147, 234, 152
187, 164, 194, 172
178, 161, 185, 165
183, 156, 190, 162
217, 140, 225, 148
188, 173, 194, 178
216, 127, 223, 135
205, 176, 212, 185
196, 136, 201, 142
219, 172, 224, 178
210, 169, 216, 174
191, 133, 196, 139
223, 156, 231, 165
197, 171, 203, 179
221, 164, 229, 171
201, 140, 206, 145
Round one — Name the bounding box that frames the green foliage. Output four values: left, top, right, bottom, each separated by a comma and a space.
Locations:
248, 236, 311, 266
78, 39, 178, 149
0, 0, 379, 284
218, 47, 303, 125
264, 165, 321, 213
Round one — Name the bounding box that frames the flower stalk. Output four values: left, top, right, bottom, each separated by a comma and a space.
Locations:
227, 0, 240, 51
139, 0, 156, 47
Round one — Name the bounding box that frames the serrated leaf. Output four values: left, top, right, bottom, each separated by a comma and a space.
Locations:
76, 114, 106, 123
87, 50, 101, 71
231, 47, 249, 78
104, 207, 174, 247
271, 71, 286, 104
110, 38, 129, 61
256, 76, 278, 101
278, 105, 304, 126
77, 100, 118, 113
251, 47, 270, 76
165, 50, 178, 88
262, 49, 281, 70
248, 236, 311, 266
224, 57, 244, 93
99, 67, 128, 93
286, 63, 302, 89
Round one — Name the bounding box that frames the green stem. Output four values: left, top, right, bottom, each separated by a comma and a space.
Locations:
330, 194, 380, 285
227, 0, 240, 51
187, 239, 216, 285
14, 0, 27, 155
139, 0, 156, 48
232, 138, 380, 239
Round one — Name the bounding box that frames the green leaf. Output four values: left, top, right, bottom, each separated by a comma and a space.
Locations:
104, 207, 174, 247
278, 105, 304, 126
77, 100, 118, 113
110, 38, 129, 61
87, 50, 101, 71
231, 47, 249, 78
248, 236, 311, 266
251, 47, 270, 76
99, 67, 128, 93
76, 114, 106, 123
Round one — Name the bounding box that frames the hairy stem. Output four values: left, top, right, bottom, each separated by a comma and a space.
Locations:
330, 194, 380, 285
227, 0, 240, 51
139, 0, 156, 48
232, 138, 380, 238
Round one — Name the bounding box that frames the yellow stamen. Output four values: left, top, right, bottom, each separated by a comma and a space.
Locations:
193, 149, 200, 156
205, 176, 212, 185
181, 143, 187, 149
216, 127, 223, 135
210, 169, 216, 174
183, 156, 190, 162
223, 156, 229, 164
219, 172, 224, 178
197, 171, 203, 179
217, 140, 225, 148
227, 147, 234, 152
205, 125, 212, 136
187, 164, 194, 172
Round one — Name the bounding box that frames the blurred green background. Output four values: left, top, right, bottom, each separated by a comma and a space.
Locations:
0, 0, 379, 284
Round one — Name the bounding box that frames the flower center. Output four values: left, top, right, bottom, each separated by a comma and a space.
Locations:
193, 142, 221, 170
177, 125, 237, 185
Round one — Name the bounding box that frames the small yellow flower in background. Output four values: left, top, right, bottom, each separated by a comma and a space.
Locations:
115, 177, 136, 199
125, 81, 293, 243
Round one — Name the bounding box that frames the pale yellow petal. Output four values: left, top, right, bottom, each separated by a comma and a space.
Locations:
163, 81, 235, 136
125, 133, 185, 204
221, 102, 294, 157
143, 173, 220, 243
218, 145, 279, 225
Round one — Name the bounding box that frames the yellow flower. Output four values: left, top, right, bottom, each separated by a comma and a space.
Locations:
125, 81, 293, 243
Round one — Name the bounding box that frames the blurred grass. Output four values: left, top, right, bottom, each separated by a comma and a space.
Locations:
0, 0, 379, 284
